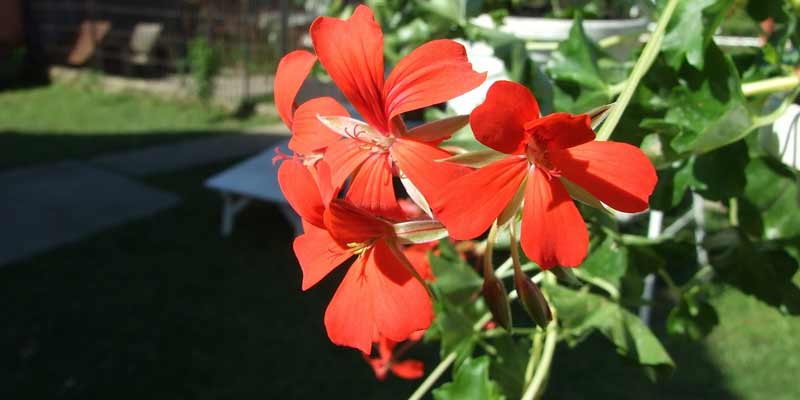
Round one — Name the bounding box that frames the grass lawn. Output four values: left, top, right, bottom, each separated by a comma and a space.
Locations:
0, 83, 276, 170
0, 159, 798, 399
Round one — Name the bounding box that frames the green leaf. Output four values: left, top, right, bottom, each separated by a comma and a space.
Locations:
489, 334, 531, 399
581, 236, 628, 288
547, 285, 675, 380
548, 15, 608, 91
661, 0, 734, 69
704, 228, 800, 313
433, 356, 506, 400
741, 157, 800, 239
647, 43, 748, 155
429, 242, 483, 304
427, 242, 486, 364
650, 159, 692, 210
667, 293, 720, 340
691, 140, 748, 201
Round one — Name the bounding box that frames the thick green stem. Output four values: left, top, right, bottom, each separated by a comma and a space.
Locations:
742, 74, 800, 97
728, 197, 739, 227
521, 309, 558, 400
408, 351, 457, 400
409, 312, 494, 400
596, 0, 681, 141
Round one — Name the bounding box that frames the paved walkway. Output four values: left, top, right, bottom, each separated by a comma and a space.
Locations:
0, 128, 288, 267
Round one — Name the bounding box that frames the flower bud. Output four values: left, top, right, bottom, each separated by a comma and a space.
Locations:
514, 266, 552, 329
482, 272, 512, 331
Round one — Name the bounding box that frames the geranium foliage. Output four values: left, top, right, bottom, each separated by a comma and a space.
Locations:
274, 1, 800, 398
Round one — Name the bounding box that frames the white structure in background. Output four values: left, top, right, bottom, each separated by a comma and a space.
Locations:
205, 140, 302, 237
762, 103, 800, 171
449, 14, 649, 115
448, 40, 508, 115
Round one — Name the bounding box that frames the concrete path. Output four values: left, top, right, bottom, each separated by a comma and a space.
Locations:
0, 161, 179, 266
0, 128, 288, 267
90, 127, 287, 177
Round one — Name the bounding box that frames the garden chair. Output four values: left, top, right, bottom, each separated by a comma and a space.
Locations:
204, 140, 301, 237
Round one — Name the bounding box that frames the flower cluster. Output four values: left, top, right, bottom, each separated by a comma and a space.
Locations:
274, 4, 656, 377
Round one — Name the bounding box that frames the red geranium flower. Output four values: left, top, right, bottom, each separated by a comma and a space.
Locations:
279, 158, 433, 353
363, 330, 426, 381
280, 5, 486, 219
274, 49, 348, 157
433, 81, 657, 268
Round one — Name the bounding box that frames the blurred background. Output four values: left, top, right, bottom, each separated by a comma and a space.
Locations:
1, 0, 798, 399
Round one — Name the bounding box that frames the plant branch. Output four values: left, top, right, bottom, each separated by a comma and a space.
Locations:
742, 74, 800, 97
596, 0, 681, 141
408, 351, 457, 400
408, 313, 494, 400
520, 309, 558, 400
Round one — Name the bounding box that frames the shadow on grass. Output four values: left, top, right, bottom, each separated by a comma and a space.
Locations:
0, 161, 435, 399
0, 157, 749, 399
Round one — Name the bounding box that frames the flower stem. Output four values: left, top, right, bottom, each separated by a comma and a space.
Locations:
572, 268, 620, 300
596, 0, 681, 141
521, 309, 558, 400
728, 197, 739, 227
742, 74, 800, 97
524, 331, 544, 385
484, 221, 500, 275
408, 351, 457, 400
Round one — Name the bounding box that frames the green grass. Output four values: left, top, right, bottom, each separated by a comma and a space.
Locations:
0, 83, 276, 170
1, 160, 798, 399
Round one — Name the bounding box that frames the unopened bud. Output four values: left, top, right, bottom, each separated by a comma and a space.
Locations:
514, 267, 552, 329
482, 273, 512, 331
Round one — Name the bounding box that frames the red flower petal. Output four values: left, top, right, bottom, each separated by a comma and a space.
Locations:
324, 199, 394, 246
310, 5, 388, 132
520, 167, 589, 268
312, 160, 337, 207
277, 158, 325, 228
344, 153, 406, 220
369, 241, 433, 342
526, 112, 595, 150
403, 243, 436, 282
324, 241, 433, 353
383, 39, 486, 121
470, 81, 539, 154
289, 97, 349, 154
391, 138, 471, 208
324, 138, 372, 189
274, 50, 316, 127
324, 252, 375, 353
390, 360, 425, 380
432, 156, 528, 240
293, 224, 351, 290
550, 141, 656, 213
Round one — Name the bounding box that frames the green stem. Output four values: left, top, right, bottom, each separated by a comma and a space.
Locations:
728, 197, 739, 227
484, 221, 500, 276
521, 309, 558, 400
596, 0, 681, 141
572, 268, 620, 300
742, 74, 800, 97
408, 351, 457, 400
409, 313, 494, 400
524, 331, 544, 385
